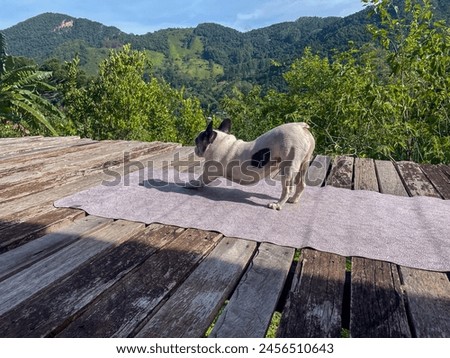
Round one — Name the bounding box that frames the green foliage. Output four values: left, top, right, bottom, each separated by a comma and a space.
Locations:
2, 13, 125, 62
341, 328, 351, 338
364, 0, 450, 162
223, 0, 450, 163
222, 86, 295, 141
62, 45, 205, 144
60, 56, 89, 136
0, 32, 64, 136
2, 5, 449, 111
1, 3, 449, 163
265, 311, 282, 338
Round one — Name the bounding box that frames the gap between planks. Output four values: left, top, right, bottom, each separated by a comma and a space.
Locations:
0, 223, 186, 337
0, 220, 144, 316
135, 237, 259, 338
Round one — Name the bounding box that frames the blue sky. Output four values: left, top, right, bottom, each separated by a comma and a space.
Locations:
0, 0, 365, 34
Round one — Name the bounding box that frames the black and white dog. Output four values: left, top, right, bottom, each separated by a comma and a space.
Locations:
188, 118, 315, 210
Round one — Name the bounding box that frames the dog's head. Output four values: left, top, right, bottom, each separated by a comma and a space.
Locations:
194, 118, 231, 157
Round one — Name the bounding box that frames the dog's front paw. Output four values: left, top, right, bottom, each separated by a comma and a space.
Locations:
268, 202, 282, 210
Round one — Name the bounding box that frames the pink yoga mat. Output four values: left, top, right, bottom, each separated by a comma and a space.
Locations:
55, 168, 450, 272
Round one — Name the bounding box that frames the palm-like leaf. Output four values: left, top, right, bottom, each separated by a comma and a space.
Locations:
0, 33, 61, 136
2, 66, 53, 88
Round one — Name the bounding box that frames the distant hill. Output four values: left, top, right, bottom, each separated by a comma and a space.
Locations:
1, 12, 346, 77
2, 0, 449, 107
2, 13, 126, 60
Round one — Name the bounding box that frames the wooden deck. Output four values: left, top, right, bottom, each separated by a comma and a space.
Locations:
0, 136, 449, 338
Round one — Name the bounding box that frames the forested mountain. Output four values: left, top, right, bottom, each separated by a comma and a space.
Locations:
2, 13, 126, 60
1, 0, 449, 163
1, 0, 449, 107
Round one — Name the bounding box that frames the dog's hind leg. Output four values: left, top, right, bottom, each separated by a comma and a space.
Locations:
288, 155, 311, 204
268, 165, 295, 210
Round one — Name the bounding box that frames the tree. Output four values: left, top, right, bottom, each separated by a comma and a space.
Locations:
0, 32, 62, 136
221, 0, 450, 163
363, 0, 450, 162
63, 44, 205, 144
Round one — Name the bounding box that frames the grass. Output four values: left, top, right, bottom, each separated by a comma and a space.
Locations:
265, 311, 282, 338
50, 28, 224, 82
145, 50, 165, 67
204, 300, 228, 337
204, 303, 283, 338
341, 328, 351, 338
346, 257, 352, 271
268, 312, 351, 338
166, 30, 224, 80
203, 251, 350, 339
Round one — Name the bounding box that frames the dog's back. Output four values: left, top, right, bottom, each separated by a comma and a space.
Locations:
219, 122, 314, 184
252, 122, 315, 162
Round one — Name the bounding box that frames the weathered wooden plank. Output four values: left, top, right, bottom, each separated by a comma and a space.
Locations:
277, 249, 346, 337
377, 160, 450, 337
0, 138, 94, 163
0, 207, 85, 242
353, 158, 379, 192
136, 237, 257, 338
399, 268, 450, 337
439, 164, 450, 178
350, 159, 411, 337
71, 142, 179, 177
0, 216, 111, 281
0, 138, 95, 162
0, 136, 43, 145
350, 258, 411, 337
161, 146, 196, 170
420, 164, 450, 200
0, 137, 84, 160
0, 203, 62, 228
0, 140, 165, 188
0, 139, 160, 179
170, 147, 199, 170
0, 140, 100, 170
0, 208, 85, 253
395, 160, 448, 195
0, 144, 182, 216
276, 155, 352, 338
0, 136, 79, 156
374, 160, 408, 196
0, 143, 172, 202
210, 242, 294, 338
326, 156, 354, 189
0, 141, 121, 184
395, 161, 441, 198
0, 220, 144, 316
0, 224, 185, 337
57, 229, 222, 338
306, 155, 331, 187
0, 136, 74, 150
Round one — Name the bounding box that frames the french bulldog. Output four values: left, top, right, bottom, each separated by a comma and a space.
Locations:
188, 118, 315, 210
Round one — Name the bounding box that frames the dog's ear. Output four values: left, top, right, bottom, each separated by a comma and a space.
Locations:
205, 120, 217, 143
218, 118, 231, 134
